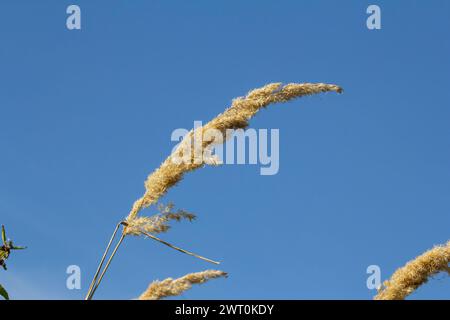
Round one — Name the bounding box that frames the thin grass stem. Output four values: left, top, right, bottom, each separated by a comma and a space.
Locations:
84, 221, 122, 300
87, 232, 126, 300
139, 230, 219, 265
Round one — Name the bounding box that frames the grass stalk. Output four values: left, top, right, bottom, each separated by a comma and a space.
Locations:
87, 233, 126, 300
138, 229, 220, 265
85, 222, 126, 300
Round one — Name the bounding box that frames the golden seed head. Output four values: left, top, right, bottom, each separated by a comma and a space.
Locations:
125, 82, 342, 224
138, 270, 228, 300
375, 241, 450, 300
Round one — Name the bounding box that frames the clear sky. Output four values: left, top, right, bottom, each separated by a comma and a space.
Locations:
1, 1, 449, 299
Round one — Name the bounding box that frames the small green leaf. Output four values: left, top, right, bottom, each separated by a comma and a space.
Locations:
0, 251, 7, 260
0, 284, 9, 300
11, 245, 26, 250
1, 225, 6, 244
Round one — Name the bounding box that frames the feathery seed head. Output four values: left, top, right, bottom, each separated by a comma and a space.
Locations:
125, 82, 342, 225
375, 240, 450, 300
124, 203, 195, 236
138, 270, 228, 300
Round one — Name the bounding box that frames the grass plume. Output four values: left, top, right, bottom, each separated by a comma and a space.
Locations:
125, 203, 196, 236
125, 82, 343, 226
375, 240, 450, 300
138, 270, 228, 300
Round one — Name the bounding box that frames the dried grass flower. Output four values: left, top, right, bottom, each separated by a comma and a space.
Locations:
125, 82, 342, 225
139, 270, 228, 300
375, 240, 450, 300
124, 203, 195, 236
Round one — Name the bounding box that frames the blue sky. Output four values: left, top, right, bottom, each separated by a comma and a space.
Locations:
1, 1, 449, 299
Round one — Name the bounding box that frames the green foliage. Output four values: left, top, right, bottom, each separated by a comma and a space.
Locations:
1, 225, 6, 244
0, 225, 26, 299
0, 284, 9, 300
1, 225, 27, 270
